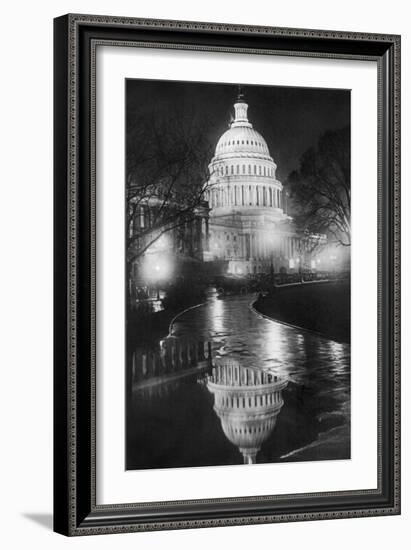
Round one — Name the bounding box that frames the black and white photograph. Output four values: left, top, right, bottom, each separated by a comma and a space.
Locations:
0, 0, 404, 543
125, 79, 351, 470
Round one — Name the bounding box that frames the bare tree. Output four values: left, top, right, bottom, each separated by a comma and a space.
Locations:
297, 230, 327, 272
126, 105, 215, 271
286, 127, 350, 247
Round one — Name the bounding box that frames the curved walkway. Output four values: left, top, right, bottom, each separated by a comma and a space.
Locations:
170, 290, 350, 389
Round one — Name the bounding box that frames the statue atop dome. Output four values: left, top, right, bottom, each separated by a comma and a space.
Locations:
237, 84, 245, 102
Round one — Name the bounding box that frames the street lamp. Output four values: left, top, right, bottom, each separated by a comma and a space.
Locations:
141, 253, 173, 300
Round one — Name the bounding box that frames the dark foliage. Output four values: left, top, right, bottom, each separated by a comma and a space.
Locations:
287, 127, 350, 247
126, 104, 215, 265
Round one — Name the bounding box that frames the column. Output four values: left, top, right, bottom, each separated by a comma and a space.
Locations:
160, 344, 167, 374
132, 351, 137, 381
142, 353, 147, 377
170, 341, 177, 370
205, 219, 209, 250
196, 217, 202, 253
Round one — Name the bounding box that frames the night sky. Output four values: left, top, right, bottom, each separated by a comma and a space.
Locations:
126, 79, 350, 183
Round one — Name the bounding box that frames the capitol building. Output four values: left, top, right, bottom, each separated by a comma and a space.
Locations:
205, 91, 316, 275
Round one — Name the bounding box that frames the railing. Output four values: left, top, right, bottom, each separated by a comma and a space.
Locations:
131, 339, 213, 390
215, 270, 349, 295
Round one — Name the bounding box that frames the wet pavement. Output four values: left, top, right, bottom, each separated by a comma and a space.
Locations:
126, 289, 350, 470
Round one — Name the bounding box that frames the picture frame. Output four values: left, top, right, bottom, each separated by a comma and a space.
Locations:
53, 13, 400, 536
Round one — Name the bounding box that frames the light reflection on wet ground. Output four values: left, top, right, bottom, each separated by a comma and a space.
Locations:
127, 290, 350, 470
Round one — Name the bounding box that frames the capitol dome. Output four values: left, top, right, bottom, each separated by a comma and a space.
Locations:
204, 90, 291, 277
205, 92, 283, 211
209, 91, 276, 171
215, 125, 271, 158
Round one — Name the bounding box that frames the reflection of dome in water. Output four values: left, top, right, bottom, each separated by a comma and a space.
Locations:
206, 360, 287, 464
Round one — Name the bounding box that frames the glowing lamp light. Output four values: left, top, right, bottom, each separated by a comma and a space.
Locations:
142, 254, 173, 283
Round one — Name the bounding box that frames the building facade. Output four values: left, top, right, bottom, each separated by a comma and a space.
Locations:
128, 198, 211, 294
204, 92, 317, 275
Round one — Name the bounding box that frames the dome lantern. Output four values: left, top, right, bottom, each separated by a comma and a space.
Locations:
232, 87, 252, 128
